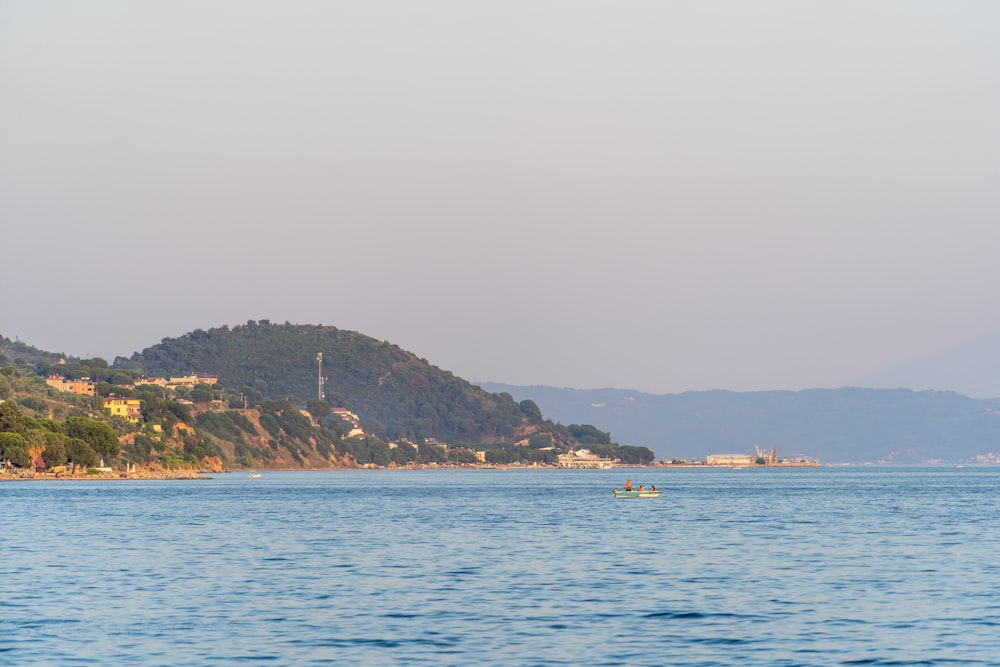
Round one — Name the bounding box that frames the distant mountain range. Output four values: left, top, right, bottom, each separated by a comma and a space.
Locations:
851, 331, 1000, 399
478, 383, 1000, 465
477, 331, 1000, 464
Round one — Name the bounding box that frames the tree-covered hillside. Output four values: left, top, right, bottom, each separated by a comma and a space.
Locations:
123, 321, 566, 446
0, 335, 68, 366
2, 326, 655, 473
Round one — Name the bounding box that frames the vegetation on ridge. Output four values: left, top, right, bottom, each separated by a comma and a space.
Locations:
1, 327, 655, 472
123, 321, 573, 446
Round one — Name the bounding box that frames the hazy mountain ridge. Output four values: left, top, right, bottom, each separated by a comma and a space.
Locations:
478, 383, 1000, 464
851, 332, 1000, 399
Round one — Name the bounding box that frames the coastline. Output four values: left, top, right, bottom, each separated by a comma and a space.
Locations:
0, 460, 823, 481
0, 470, 211, 481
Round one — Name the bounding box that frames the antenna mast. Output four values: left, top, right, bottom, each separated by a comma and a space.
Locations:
317, 352, 325, 400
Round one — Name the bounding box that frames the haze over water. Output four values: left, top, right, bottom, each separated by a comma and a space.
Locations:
3, 467, 998, 666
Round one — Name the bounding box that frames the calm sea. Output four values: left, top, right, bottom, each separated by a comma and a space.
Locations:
2, 467, 998, 666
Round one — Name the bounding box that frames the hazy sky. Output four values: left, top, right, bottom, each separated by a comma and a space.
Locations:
2, 1, 999, 394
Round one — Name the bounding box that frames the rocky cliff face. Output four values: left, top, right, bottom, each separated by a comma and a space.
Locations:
188, 405, 355, 470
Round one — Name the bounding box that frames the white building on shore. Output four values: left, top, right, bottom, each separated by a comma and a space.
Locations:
557, 449, 614, 469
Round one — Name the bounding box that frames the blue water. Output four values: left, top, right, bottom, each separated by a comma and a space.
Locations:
2, 467, 998, 666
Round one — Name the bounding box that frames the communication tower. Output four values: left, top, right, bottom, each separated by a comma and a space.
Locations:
317, 352, 325, 400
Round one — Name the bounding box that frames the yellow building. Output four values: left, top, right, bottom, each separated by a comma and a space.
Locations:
103, 397, 142, 422
45, 375, 96, 396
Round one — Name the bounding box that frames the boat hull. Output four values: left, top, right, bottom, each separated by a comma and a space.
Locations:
613, 489, 661, 498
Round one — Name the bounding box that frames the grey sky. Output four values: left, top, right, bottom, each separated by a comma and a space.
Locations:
2, 1, 998, 394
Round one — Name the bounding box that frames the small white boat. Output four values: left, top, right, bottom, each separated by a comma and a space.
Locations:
249, 472, 262, 478
613, 488, 661, 498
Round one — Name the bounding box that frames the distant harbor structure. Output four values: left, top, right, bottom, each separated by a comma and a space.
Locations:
704, 446, 817, 467
705, 453, 757, 467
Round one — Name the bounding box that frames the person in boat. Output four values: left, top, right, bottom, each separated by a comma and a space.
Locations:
625, 480, 632, 491
651, 485, 656, 492
638, 484, 644, 492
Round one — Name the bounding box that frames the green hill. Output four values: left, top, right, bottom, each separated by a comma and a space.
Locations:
1, 324, 654, 472
0, 335, 67, 366
123, 321, 566, 446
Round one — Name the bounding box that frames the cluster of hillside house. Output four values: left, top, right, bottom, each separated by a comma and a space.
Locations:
43, 376, 97, 396
45, 373, 219, 423
330, 407, 365, 438
46, 373, 219, 397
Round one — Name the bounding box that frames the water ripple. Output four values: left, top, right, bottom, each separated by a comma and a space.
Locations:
2, 467, 1000, 666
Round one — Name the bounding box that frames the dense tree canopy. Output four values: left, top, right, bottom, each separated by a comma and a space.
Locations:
65, 417, 120, 458
0, 400, 31, 435
0, 431, 30, 467
568, 424, 612, 445
65, 438, 98, 467
128, 322, 578, 446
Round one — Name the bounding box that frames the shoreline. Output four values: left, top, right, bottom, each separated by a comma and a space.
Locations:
0, 470, 211, 481
0, 461, 824, 481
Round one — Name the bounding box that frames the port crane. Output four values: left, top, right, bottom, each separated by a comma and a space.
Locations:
754, 445, 778, 465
